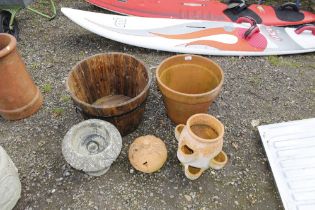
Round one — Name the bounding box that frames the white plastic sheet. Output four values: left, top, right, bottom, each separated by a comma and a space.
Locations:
258, 118, 315, 210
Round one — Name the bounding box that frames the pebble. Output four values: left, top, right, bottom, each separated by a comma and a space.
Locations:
190, 192, 196, 198
130, 169, 134, 174
234, 201, 239, 205
212, 196, 219, 201
251, 119, 260, 128
63, 170, 71, 177
232, 142, 239, 149
184, 195, 192, 202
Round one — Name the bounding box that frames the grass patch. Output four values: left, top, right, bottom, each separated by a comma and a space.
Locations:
30, 62, 40, 70
267, 56, 300, 68
60, 95, 71, 103
78, 51, 86, 60
285, 60, 300, 69
52, 108, 65, 116
267, 56, 282, 66
307, 85, 315, 95
308, 64, 315, 69
248, 75, 262, 87
42, 83, 52, 93
229, 57, 238, 62
31, 0, 56, 17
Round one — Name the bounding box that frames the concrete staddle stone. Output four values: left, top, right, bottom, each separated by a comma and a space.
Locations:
0, 146, 21, 210
62, 119, 122, 176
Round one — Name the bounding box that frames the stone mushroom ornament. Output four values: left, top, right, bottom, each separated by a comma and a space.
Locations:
62, 119, 122, 176
128, 135, 167, 173
0, 146, 21, 210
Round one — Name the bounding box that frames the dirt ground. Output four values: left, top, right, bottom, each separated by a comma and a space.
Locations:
1, 0, 314, 209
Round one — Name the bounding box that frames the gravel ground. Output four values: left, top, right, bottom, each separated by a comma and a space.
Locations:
1, 0, 314, 209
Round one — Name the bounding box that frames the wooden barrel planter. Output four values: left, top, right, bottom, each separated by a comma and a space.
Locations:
67, 53, 150, 136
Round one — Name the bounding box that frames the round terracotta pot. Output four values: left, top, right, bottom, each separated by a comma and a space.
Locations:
0, 33, 43, 120
128, 135, 167, 173
67, 53, 150, 136
156, 54, 224, 124
175, 113, 227, 180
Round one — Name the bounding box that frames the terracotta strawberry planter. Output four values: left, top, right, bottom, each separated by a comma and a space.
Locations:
67, 53, 150, 136
156, 54, 224, 124
175, 113, 227, 180
0, 33, 43, 120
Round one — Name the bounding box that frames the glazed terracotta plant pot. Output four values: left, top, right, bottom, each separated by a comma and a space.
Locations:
175, 113, 227, 180
67, 53, 150, 136
0, 33, 43, 120
156, 54, 224, 124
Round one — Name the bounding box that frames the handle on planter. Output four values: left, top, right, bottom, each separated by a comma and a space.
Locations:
184, 165, 204, 180
236, 16, 260, 39
209, 151, 228, 170
295, 25, 315, 36
175, 124, 185, 141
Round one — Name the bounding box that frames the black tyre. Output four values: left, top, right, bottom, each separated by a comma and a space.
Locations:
0, 11, 18, 38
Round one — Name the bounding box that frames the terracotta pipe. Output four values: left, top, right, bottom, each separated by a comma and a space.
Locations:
0, 33, 43, 120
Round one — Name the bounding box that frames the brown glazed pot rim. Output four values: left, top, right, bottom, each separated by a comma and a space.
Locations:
0, 33, 16, 58
156, 54, 224, 97
66, 52, 151, 110
186, 113, 224, 143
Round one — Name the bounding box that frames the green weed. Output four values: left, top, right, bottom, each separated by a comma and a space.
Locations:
60, 95, 71, 103
267, 56, 300, 69
52, 108, 65, 116
248, 75, 262, 87
42, 83, 52, 93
